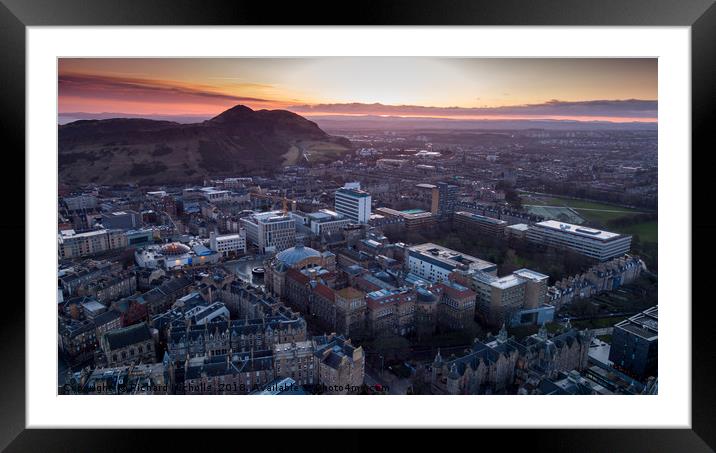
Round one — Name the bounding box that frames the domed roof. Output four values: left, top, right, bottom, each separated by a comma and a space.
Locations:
161, 242, 190, 256
275, 244, 321, 266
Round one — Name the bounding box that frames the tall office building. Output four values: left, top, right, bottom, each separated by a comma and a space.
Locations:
526, 220, 632, 261
334, 186, 371, 224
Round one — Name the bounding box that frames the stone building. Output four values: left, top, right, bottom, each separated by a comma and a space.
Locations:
166, 316, 307, 359
265, 243, 336, 299
101, 323, 157, 367
313, 334, 365, 395
434, 281, 477, 330
430, 324, 593, 394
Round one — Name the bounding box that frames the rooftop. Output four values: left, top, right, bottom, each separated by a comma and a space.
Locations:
535, 220, 626, 241
455, 211, 507, 225
408, 243, 496, 272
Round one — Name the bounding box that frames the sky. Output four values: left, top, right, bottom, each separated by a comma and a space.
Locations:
58, 58, 657, 123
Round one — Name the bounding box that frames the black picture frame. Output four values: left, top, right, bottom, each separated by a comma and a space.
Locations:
2, 0, 713, 450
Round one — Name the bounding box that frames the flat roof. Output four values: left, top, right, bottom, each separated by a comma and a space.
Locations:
507, 223, 530, 231
491, 274, 524, 289
408, 243, 496, 272
455, 211, 507, 225
513, 268, 549, 281
535, 220, 625, 241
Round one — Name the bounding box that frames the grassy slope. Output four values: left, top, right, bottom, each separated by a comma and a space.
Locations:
523, 194, 657, 243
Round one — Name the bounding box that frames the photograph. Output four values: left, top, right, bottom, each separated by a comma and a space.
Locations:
56, 57, 659, 397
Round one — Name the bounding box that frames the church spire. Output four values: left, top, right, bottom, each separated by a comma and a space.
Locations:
497, 323, 508, 343
538, 322, 548, 340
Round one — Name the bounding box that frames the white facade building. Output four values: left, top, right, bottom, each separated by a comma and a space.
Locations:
526, 220, 632, 261
406, 243, 497, 283
334, 186, 371, 224
241, 211, 296, 253
209, 230, 247, 257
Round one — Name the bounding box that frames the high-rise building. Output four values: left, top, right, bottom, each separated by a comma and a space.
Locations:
335, 187, 371, 224
241, 211, 296, 253
432, 182, 458, 216
526, 220, 632, 261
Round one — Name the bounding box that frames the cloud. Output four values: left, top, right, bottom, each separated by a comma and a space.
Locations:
58, 73, 274, 104
287, 99, 657, 119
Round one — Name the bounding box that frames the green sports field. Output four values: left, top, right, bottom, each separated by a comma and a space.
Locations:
521, 194, 657, 243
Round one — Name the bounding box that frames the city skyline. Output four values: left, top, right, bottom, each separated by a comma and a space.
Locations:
59, 58, 657, 123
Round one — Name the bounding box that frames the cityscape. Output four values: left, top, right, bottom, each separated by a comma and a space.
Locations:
58, 58, 658, 395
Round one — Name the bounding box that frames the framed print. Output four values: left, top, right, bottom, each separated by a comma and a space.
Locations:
3, 0, 715, 450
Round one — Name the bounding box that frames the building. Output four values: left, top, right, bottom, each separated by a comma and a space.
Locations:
366, 287, 416, 336
505, 223, 530, 239
209, 230, 247, 257
241, 210, 296, 253
334, 187, 371, 224
65, 362, 169, 395
166, 316, 307, 359
454, 267, 552, 327
59, 318, 98, 365
100, 210, 142, 230
432, 182, 459, 216
430, 325, 593, 394
180, 350, 274, 395
526, 220, 632, 261
609, 306, 658, 382
126, 229, 154, 248
407, 243, 497, 283
58, 228, 128, 259
547, 254, 643, 309
294, 209, 352, 237
200, 187, 232, 202
273, 340, 317, 387
135, 243, 194, 270
374, 207, 437, 232
433, 280, 477, 330
454, 211, 507, 237
101, 323, 156, 367
334, 286, 367, 337
313, 334, 365, 394
63, 194, 98, 211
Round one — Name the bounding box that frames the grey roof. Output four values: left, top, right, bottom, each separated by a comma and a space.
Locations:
94, 309, 122, 326
275, 244, 321, 266
105, 323, 152, 350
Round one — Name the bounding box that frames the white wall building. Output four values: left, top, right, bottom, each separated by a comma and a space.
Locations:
526, 220, 632, 261
406, 243, 497, 283
241, 211, 296, 254
334, 186, 371, 224
209, 230, 247, 257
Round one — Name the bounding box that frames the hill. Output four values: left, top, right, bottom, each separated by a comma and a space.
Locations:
58, 105, 352, 185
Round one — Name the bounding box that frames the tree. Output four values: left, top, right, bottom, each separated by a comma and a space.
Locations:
373, 334, 412, 362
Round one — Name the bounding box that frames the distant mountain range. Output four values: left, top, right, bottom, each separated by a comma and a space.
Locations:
59, 112, 658, 132
58, 105, 352, 185
308, 115, 658, 132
